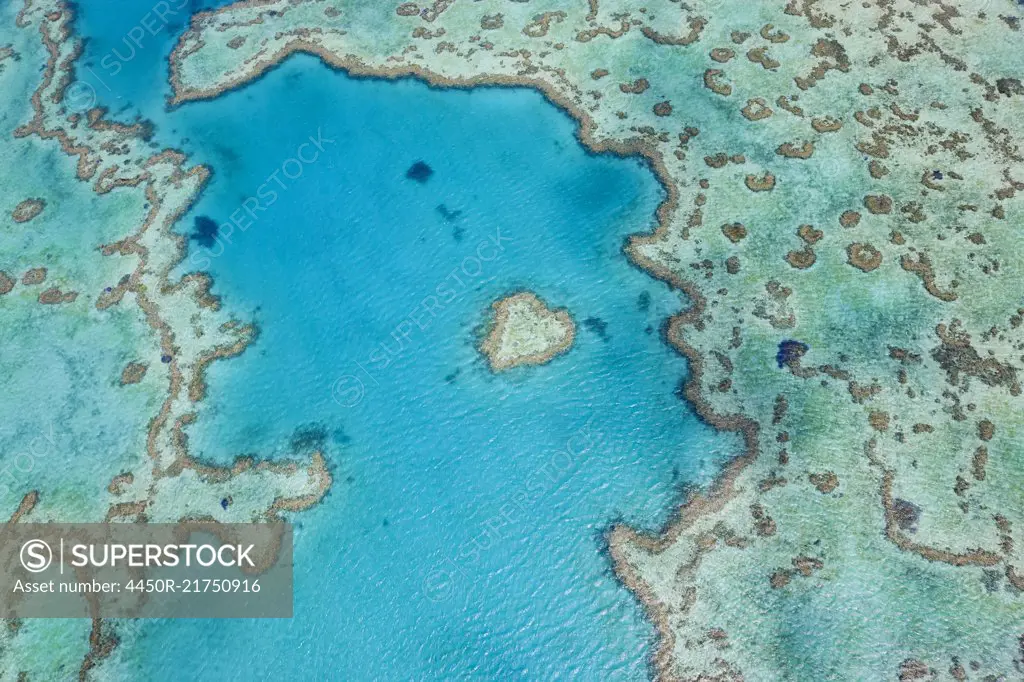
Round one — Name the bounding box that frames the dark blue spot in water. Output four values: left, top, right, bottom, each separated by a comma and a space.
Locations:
104, 287, 112, 293
583, 317, 610, 341
161, 355, 172, 364
190, 215, 219, 248
406, 161, 433, 183
220, 498, 229, 510
436, 204, 462, 222
776, 340, 809, 368
932, 170, 943, 180
290, 423, 327, 453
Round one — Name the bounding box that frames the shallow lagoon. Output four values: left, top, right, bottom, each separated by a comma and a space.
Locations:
72, 8, 739, 678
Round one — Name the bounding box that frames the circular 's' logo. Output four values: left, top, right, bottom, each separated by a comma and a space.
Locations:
331, 375, 365, 408
20, 539, 52, 573
421, 567, 455, 603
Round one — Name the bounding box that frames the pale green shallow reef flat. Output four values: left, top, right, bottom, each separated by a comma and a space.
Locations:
0, 3, 154, 675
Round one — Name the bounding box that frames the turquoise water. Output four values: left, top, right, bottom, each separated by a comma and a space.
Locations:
66, 5, 740, 679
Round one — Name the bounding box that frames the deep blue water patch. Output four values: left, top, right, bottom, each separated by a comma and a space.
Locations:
406, 160, 433, 182
189, 215, 218, 248
777, 339, 810, 368
289, 423, 327, 453
436, 204, 461, 222
584, 316, 610, 341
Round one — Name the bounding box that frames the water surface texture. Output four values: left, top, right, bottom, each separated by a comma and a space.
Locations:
71, 7, 738, 679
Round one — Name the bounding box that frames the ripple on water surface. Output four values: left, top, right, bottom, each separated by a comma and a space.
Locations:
80, 48, 739, 680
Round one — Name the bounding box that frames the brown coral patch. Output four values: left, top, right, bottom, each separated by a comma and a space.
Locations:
751, 504, 777, 536
808, 471, 838, 493
703, 69, 731, 96
785, 247, 816, 269
0, 271, 13, 295
740, 97, 772, 120
12, 198, 45, 223
639, 17, 705, 46
869, 410, 890, 431
107, 472, 134, 495
709, 48, 734, 63
721, 223, 747, 243
776, 96, 802, 116
972, 446, 988, 481
864, 194, 893, 214
901, 253, 957, 302
747, 47, 779, 70
798, 224, 822, 244
811, 116, 842, 132
776, 141, 814, 159
21, 267, 47, 285
619, 78, 649, 94
846, 243, 882, 272
480, 13, 503, 30
897, 659, 931, 681
772, 394, 789, 424
395, 2, 419, 17
760, 24, 790, 43
745, 173, 776, 191
932, 322, 1018, 393
120, 361, 149, 386
704, 153, 727, 168
38, 287, 78, 304
522, 11, 565, 38
653, 101, 672, 117
839, 210, 861, 228
792, 556, 823, 576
